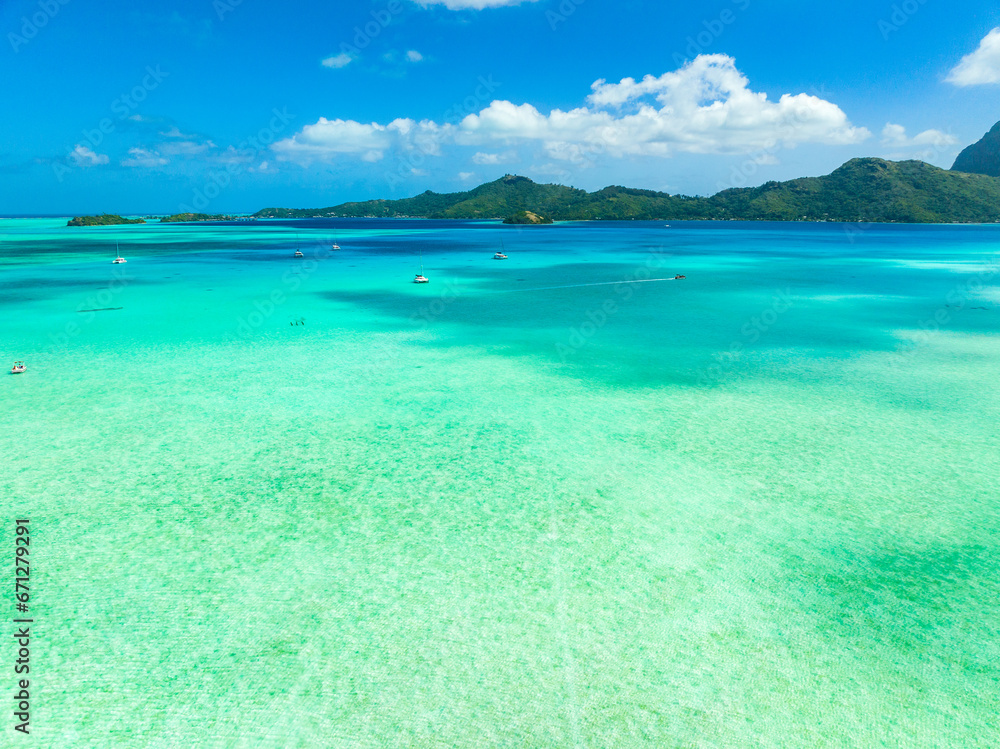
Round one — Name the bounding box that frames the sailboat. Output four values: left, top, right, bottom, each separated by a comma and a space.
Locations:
331, 239, 341, 251
413, 252, 429, 283
294, 234, 304, 258
112, 242, 127, 264
493, 237, 508, 260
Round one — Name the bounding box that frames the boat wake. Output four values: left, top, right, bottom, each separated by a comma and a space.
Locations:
500, 278, 681, 294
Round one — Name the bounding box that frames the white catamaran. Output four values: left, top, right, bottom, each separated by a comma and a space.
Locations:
414, 253, 429, 283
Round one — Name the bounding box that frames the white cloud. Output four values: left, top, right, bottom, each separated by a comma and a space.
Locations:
322, 53, 354, 69
274, 55, 869, 166
472, 151, 516, 164
478, 55, 872, 159
489, 55, 870, 157
383, 49, 424, 64
69, 145, 109, 167
160, 126, 195, 139
528, 162, 575, 180
458, 171, 476, 180
210, 147, 270, 173
880, 124, 959, 167
880, 123, 909, 146
947, 28, 1000, 86
212, 146, 252, 166
752, 153, 779, 166
273, 119, 391, 162
416, 0, 540, 8
273, 117, 453, 164
881, 123, 958, 148
160, 139, 216, 156
456, 56, 869, 158
121, 148, 168, 168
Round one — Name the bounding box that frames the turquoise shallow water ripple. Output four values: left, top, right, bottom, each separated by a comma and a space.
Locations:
1, 218, 999, 747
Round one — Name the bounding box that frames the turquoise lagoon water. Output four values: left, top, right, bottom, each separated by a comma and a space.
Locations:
1, 217, 999, 747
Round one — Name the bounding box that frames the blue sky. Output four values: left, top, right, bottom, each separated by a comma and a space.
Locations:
1, 0, 998, 214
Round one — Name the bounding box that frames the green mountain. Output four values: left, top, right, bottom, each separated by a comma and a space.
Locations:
952, 121, 1000, 178
255, 158, 1000, 224
68, 214, 146, 227
256, 175, 590, 220
709, 158, 1000, 223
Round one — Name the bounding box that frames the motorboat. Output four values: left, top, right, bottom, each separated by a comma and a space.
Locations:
10, 361, 25, 374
